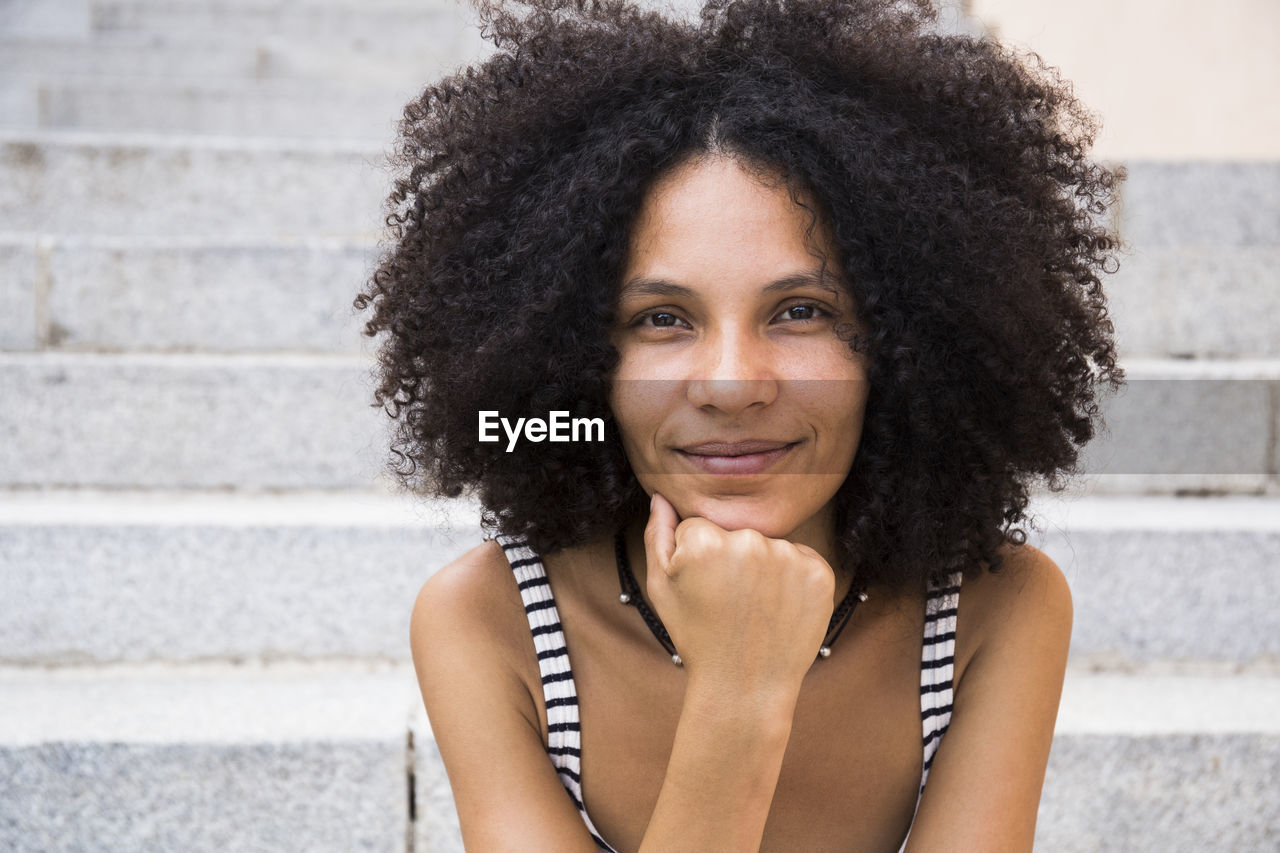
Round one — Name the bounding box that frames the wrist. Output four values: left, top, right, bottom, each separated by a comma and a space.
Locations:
682, 671, 799, 738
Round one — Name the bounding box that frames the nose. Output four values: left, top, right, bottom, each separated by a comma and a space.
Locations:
686, 327, 780, 414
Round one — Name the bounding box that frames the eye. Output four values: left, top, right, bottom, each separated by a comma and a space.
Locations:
629, 309, 691, 330
776, 302, 832, 323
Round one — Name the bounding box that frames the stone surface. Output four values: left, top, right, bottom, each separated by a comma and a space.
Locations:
412, 706, 465, 853
1037, 734, 1280, 852
1042, 673, 1280, 850
0, 663, 415, 853
0, 0, 91, 40
1121, 162, 1280, 249
0, 134, 387, 240
0, 240, 37, 348
0, 34, 457, 85
31, 80, 421, 140
1074, 364, 1274, 477
1055, 673, 1280, 733
1, 741, 408, 853
0, 0, 490, 139
4, 489, 1277, 669
43, 238, 379, 352
0, 77, 36, 129
1107, 246, 1280, 358
1026, 495, 1280, 666
1042, 528, 1280, 664
0, 491, 481, 664
30, 233, 1279, 360
0, 352, 388, 489
91, 0, 477, 46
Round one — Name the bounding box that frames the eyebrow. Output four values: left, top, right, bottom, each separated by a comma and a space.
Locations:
617, 270, 845, 300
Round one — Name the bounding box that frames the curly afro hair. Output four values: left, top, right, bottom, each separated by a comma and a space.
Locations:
354, 0, 1126, 594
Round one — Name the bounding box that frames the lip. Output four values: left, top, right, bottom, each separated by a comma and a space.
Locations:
675, 439, 798, 476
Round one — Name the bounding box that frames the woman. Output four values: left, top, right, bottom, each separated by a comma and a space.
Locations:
355, 0, 1125, 849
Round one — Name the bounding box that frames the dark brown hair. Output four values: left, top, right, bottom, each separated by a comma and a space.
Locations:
354, 0, 1126, 593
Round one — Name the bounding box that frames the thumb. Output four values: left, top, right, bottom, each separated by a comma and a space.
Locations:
643, 491, 679, 577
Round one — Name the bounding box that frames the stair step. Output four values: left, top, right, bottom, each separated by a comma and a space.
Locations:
1, 353, 1275, 492
405, 673, 1280, 852
0, 235, 378, 352
1110, 246, 1280, 358
0, 662, 416, 853
7, 79, 421, 140
0, 33, 461, 86
1072, 357, 1277, 489
91, 0, 465, 37
0, 154, 1273, 354
0, 132, 385, 239
2, 490, 1278, 667
0, 352, 385, 489
1121, 162, 1280, 249
1030, 493, 1280, 667
0, 240, 37, 348
0, 490, 479, 664
2, 663, 1275, 852
0, 234, 1277, 356
1039, 672, 1280, 852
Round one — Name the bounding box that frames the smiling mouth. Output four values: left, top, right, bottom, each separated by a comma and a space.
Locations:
675, 441, 799, 476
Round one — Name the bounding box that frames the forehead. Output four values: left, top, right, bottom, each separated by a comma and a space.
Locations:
622, 155, 842, 281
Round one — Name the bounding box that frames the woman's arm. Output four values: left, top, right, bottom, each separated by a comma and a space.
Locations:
411, 547, 602, 852
633, 492, 834, 851
902, 545, 1074, 852
411, 493, 834, 852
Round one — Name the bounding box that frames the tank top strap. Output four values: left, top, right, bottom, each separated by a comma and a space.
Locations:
919, 571, 962, 791
494, 534, 616, 853
897, 570, 964, 853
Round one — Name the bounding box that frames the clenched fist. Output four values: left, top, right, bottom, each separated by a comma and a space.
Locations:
643, 492, 838, 701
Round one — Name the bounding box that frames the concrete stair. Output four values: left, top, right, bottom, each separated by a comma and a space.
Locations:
0, 234, 377, 352
0, 133, 386, 239
0, 0, 1276, 850
1, 663, 422, 853
0, 0, 488, 140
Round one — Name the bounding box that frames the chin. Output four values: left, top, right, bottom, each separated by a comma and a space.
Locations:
668, 490, 810, 539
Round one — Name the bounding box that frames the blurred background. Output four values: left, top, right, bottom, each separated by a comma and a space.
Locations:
0, 1, 1276, 850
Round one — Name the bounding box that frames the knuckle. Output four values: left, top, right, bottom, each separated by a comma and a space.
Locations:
678, 519, 717, 551
727, 527, 765, 554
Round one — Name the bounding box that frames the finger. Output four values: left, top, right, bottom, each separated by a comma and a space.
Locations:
644, 491, 679, 576
791, 542, 829, 566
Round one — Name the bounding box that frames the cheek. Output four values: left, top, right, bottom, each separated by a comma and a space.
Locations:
608, 382, 662, 457
804, 381, 869, 467
799, 378, 868, 421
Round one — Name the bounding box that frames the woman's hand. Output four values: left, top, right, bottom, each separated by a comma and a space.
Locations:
642, 491, 837, 702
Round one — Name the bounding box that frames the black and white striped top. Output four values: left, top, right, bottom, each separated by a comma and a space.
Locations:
496, 533, 962, 853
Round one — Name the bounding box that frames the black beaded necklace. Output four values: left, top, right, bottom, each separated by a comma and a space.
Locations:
613, 531, 868, 667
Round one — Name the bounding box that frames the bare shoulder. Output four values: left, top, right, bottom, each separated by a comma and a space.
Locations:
409, 540, 604, 851
905, 542, 1073, 850
959, 540, 1073, 653
411, 538, 518, 641
409, 538, 539, 717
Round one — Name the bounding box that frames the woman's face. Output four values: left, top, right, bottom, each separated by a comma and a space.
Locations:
608, 154, 870, 543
